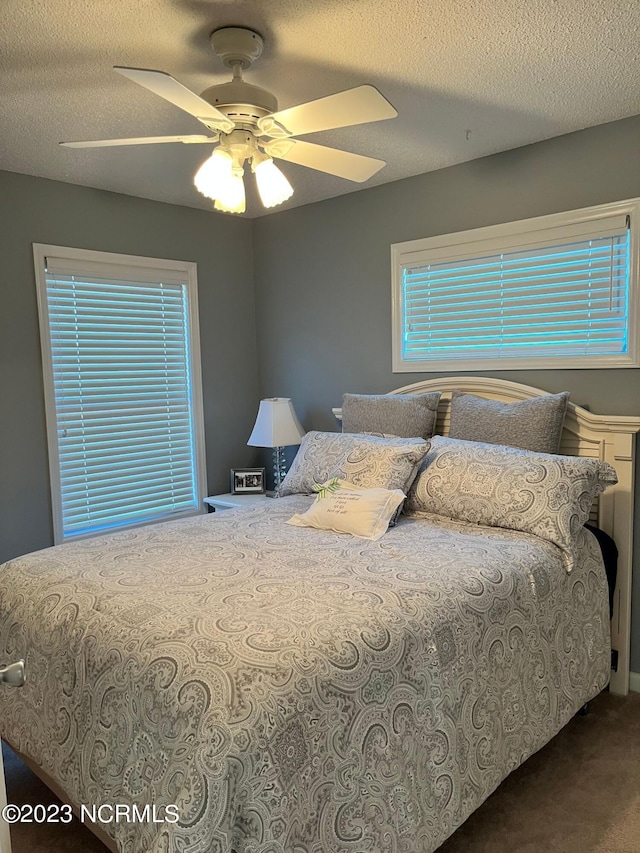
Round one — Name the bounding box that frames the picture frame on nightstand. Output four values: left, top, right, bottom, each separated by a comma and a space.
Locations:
231, 467, 266, 494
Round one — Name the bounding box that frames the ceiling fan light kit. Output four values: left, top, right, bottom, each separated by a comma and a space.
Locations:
193, 127, 293, 213
61, 26, 397, 215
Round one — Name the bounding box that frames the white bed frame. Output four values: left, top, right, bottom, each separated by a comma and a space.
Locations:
334, 376, 640, 696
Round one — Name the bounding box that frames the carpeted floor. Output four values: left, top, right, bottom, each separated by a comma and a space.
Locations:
3, 689, 640, 852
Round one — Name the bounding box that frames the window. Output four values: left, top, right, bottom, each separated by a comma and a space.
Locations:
392, 199, 640, 372
34, 245, 207, 542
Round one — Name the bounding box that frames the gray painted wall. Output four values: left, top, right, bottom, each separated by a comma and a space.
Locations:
3, 114, 640, 669
0, 169, 257, 563
252, 113, 640, 669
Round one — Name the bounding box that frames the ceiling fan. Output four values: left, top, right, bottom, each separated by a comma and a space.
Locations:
61, 27, 398, 214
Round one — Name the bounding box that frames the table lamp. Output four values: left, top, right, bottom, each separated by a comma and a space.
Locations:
247, 398, 305, 495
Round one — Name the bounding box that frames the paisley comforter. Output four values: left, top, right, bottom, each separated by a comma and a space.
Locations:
0, 497, 610, 852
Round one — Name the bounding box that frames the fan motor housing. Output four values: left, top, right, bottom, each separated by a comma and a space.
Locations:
200, 81, 277, 127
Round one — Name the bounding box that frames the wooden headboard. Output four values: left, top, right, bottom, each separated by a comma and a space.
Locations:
334, 376, 640, 696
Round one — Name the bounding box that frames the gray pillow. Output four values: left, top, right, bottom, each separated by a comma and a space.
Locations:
342, 392, 441, 440
448, 391, 569, 453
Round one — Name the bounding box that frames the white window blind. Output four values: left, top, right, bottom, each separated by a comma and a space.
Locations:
35, 246, 206, 541
392, 201, 640, 372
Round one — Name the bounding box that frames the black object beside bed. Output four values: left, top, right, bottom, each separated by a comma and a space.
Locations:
585, 523, 618, 618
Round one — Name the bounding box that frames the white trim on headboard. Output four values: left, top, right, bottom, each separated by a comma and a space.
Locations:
334, 377, 640, 696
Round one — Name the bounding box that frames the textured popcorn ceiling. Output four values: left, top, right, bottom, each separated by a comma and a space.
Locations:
1, 0, 640, 218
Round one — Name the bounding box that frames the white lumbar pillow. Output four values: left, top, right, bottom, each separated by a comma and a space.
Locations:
287, 479, 405, 541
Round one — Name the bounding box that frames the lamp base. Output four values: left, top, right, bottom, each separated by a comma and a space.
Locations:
272, 446, 287, 493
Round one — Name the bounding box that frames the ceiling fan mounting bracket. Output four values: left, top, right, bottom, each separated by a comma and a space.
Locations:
210, 27, 264, 70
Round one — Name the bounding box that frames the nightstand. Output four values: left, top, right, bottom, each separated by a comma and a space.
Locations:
204, 492, 268, 511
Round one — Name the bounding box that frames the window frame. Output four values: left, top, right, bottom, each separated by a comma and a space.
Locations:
33, 244, 208, 543
391, 198, 640, 372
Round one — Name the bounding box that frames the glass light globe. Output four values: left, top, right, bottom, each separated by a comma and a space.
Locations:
254, 158, 293, 208
214, 169, 246, 214
193, 149, 233, 200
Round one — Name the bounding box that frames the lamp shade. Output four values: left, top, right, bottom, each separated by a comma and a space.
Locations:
247, 398, 305, 448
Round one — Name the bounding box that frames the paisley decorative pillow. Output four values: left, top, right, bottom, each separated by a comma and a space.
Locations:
279, 431, 429, 497
342, 392, 441, 439
405, 436, 618, 571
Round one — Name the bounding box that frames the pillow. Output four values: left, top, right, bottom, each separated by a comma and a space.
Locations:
342, 392, 441, 440
405, 436, 617, 572
279, 431, 429, 497
448, 391, 570, 453
287, 480, 405, 541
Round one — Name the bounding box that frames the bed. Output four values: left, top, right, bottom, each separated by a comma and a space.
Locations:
0, 377, 638, 853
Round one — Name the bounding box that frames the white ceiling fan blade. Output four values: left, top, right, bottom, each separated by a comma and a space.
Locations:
60, 135, 217, 148
263, 138, 385, 183
114, 67, 235, 134
257, 85, 397, 139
